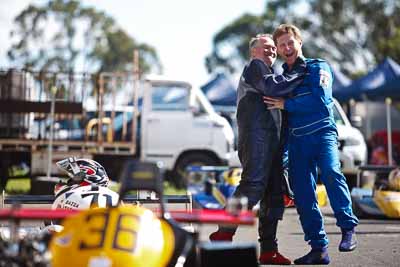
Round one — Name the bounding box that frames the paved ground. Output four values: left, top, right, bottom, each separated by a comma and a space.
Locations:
199, 206, 400, 266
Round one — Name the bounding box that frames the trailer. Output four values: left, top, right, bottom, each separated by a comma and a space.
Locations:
0, 68, 235, 193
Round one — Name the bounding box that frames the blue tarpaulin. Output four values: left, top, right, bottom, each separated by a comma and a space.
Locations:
366, 76, 400, 100
332, 67, 351, 94
201, 73, 237, 107
334, 57, 400, 102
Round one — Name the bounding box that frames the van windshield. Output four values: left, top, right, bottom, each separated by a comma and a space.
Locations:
333, 105, 345, 126
152, 85, 189, 111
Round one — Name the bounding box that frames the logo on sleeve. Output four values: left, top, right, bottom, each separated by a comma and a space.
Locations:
319, 69, 330, 89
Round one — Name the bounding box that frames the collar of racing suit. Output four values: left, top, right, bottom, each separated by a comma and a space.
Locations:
282, 56, 307, 73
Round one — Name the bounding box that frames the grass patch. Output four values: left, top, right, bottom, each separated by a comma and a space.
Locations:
2, 178, 187, 195
164, 181, 187, 195
4, 178, 31, 194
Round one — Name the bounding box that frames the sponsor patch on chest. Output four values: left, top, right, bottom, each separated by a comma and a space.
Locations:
319, 69, 330, 89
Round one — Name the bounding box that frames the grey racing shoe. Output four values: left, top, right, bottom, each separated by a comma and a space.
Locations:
339, 228, 357, 252
294, 247, 330, 265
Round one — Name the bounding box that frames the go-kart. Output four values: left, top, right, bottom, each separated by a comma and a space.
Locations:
351, 165, 400, 219
186, 166, 328, 211
185, 166, 240, 210
0, 160, 258, 267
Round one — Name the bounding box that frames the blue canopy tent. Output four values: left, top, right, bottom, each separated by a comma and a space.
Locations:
332, 67, 351, 94
366, 76, 400, 101
201, 73, 238, 145
367, 76, 400, 166
200, 73, 237, 111
333, 57, 400, 166
334, 57, 400, 102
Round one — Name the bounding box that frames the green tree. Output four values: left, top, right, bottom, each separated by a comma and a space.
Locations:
7, 0, 161, 75
205, 0, 304, 74
206, 0, 400, 76
305, 0, 400, 74
375, 24, 400, 62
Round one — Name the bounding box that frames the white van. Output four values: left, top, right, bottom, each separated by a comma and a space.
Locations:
141, 78, 235, 184
333, 98, 367, 183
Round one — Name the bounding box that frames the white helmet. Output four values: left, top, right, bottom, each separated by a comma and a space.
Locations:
388, 168, 400, 191
52, 185, 119, 210
56, 157, 109, 187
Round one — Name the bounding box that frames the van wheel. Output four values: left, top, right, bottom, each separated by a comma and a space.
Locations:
173, 153, 219, 188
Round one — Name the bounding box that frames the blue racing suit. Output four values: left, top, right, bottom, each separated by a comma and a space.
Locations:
283, 57, 359, 249
219, 59, 305, 252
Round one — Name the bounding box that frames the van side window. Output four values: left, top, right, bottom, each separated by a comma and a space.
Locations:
151, 85, 189, 111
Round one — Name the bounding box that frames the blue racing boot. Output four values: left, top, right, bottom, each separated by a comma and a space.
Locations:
294, 247, 330, 265
339, 228, 357, 252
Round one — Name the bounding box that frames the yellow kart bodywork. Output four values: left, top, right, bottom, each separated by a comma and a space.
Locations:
50, 205, 175, 267
316, 184, 328, 207
223, 168, 242, 186
373, 190, 400, 218
223, 168, 329, 208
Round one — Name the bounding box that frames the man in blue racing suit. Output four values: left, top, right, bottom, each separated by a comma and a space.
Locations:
209, 34, 305, 265
263, 24, 359, 265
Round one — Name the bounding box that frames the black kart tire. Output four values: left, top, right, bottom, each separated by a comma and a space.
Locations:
173, 153, 219, 188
